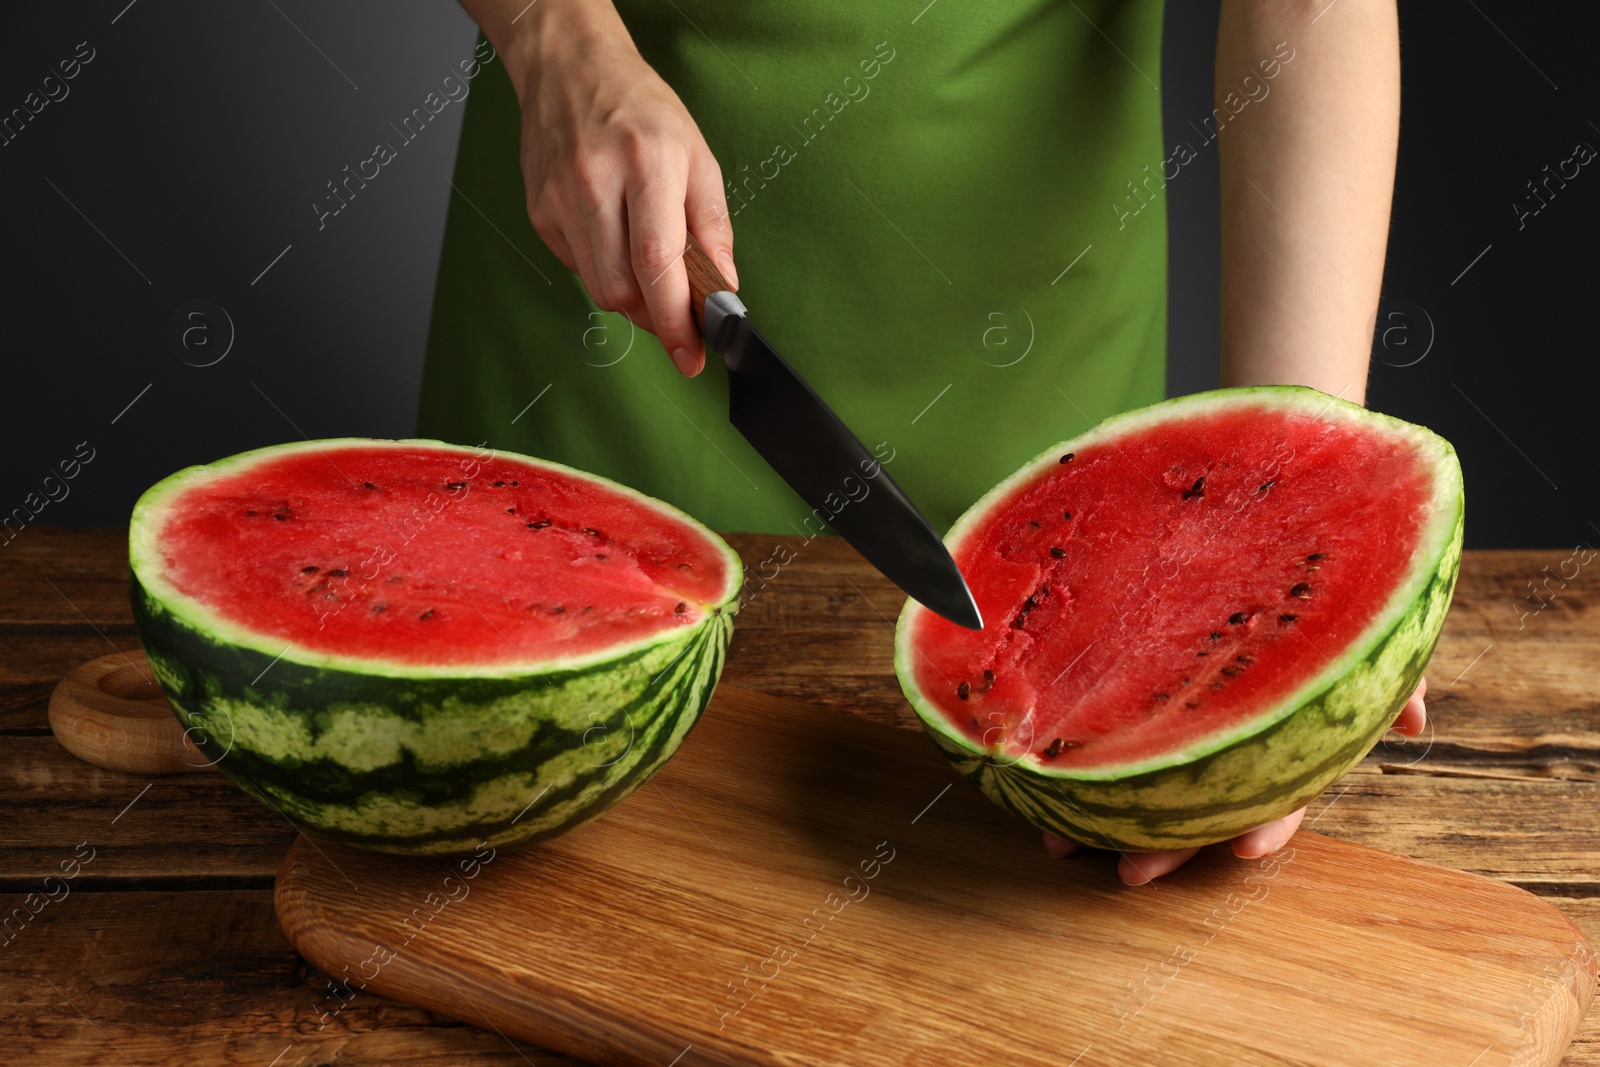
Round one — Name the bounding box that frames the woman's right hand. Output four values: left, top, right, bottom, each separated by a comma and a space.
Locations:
500, 0, 737, 377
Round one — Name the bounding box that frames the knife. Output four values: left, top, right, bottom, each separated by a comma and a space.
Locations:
681, 237, 983, 631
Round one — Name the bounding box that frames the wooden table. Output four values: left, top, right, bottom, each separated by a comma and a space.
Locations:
2, 529, 1596, 1065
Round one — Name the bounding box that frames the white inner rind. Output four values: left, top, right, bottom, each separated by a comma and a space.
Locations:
129, 438, 744, 679
895, 386, 1465, 781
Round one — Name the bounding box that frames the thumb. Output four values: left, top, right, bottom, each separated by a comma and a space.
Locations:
686, 146, 737, 291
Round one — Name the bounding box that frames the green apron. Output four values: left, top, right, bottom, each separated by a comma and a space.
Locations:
418, 0, 1167, 535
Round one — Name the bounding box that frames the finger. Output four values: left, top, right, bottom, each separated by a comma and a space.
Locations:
545, 172, 612, 311
559, 204, 607, 312
526, 198, 579, 275
685, 144, 737, 290
1118, 847, 1201, 886
626, 152, 703, 377
1231, 806, 1307, 860
1391, 677, 1428, 736
579, 163, 646, 321
1042, 831, 1081, 859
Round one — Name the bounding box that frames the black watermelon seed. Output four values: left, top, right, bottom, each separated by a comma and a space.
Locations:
301, 565, 318, 574
1059, 453, 1075, 464
493, 481, 505, 487
506, 508, 515, 514
511, 481, 518, 487
1279, 613, 1298, 623
1209, 632, 1222, 641
581, 527, 600, 537
371, 604, 386, 614
1013, 594, 1040, 629
674, 602, 687, 615
1290, 583, 1312, 599
1029, 520, 1041, 528
419, 609, 435, 620
550, 606, 565, 615
363, 482, 377, 490
595, 553, 608, 561
1062, 511, 1073, 521
274, 511, 292, 521
1043, 738, 1063, 758
979, 669, 996, 692
1236, 655, 1253, 664
1258, 479, 1277, 493
1185, 701, 1201, 710
1196, 651, 1208, 657
1153, 692, 1170, 702
1049, 546, 1066, 559
327, 569, 347, 577
1221, 666, 1239, 677
1229, 612, 1249, 625
446, 482, 467, 490
245, 509, 257, 516
957, 681, 971, 700
1307, 552, 1325, 562
1185, 477, 1206, 499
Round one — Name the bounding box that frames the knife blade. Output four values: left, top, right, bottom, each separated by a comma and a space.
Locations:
681, 237, 983, 631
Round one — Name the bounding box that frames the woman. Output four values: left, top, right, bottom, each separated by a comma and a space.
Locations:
419, 0, 1425, 882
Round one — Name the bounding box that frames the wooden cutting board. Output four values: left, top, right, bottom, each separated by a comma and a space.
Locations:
275, 686, 1596, 1067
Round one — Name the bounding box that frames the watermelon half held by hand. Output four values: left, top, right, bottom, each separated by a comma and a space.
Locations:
128, 439, 741, 856
894, 386, 1464, 853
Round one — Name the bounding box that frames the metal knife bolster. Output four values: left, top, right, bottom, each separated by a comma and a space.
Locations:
701, 291, 750, 361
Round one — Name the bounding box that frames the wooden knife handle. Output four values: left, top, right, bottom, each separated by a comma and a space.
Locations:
683, 234, 735, 335
49, 650, 210, 775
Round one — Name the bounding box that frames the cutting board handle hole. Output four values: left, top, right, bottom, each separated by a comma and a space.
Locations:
100, 662, 166, 703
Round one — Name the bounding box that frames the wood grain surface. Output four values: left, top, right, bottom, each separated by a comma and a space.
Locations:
276, 685, 1596, 1067
1, 529, 1597, 1065
683, 234, 734, 334
48, 652, 206, 775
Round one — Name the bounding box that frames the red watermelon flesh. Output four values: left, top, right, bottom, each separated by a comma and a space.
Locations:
145, 441, 735, 668
908, 404, 1434, 770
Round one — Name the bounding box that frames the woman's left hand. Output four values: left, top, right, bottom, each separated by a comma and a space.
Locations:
1043, 677, 1428, 884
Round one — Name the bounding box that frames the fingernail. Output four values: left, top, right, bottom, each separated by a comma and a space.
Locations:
671, 347, 697, 376
1235, 834, 1273, 859
718, 250, 739, 290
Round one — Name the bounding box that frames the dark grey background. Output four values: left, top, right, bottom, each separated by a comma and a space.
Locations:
3, 1, 1595, 549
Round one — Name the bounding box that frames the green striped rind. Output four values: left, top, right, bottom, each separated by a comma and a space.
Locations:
895, 386, 1465, 851
129, 439, 741, 856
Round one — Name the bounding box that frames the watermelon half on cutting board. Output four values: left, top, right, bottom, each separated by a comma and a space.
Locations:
128, 439, 741, 855
896, 386, 1464, 851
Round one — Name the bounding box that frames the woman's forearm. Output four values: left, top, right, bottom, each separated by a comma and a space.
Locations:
456, 0, 633, 103
1216, 0, 1400, 407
